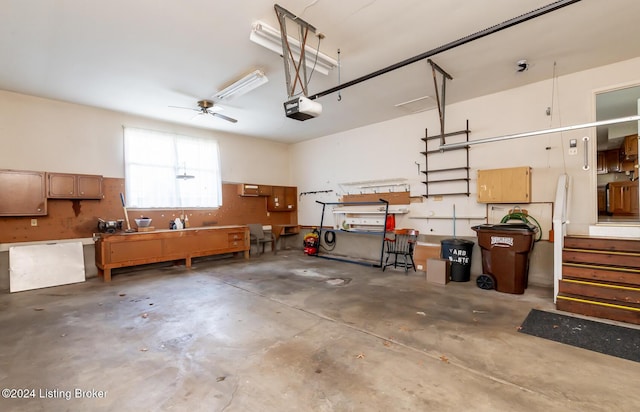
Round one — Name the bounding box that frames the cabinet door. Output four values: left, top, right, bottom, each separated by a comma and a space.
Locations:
284, 186, 297, 211
609, 184, 625, 214
623, 135, 638, 158
605, 150, 621, 173
267, 186, 285, 211
258, 185, 273, 196
0, 170, 47, 216
477, 167, 530, 203
77, 174, 103, 199
597, 187, 606, 213
48, 173, 76, 197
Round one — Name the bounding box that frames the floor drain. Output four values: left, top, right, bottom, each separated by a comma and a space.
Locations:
326, 278, 351, 286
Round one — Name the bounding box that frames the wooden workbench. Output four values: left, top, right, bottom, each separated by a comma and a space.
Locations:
272, 224, 300, 250
95, 225, 249, 282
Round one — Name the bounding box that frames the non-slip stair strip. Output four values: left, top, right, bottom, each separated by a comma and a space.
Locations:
557, 295, 640, 312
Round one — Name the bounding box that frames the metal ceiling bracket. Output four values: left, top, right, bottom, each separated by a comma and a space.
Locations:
274, 4, 317, 98
428, 59, 453, 145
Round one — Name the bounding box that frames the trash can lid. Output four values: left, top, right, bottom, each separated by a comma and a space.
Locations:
440, 238, 475, 246
471, 223, 538, 233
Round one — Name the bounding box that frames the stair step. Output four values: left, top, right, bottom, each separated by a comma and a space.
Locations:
562, 263, 640, 286
560, 235, 640, 325
564, 236, 640, 253
563, 248, 640, 268
556, 294, 640, 325
559, 279, 640, 305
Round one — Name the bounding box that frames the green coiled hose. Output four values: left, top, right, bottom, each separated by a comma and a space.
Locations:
500, 211, 543, 241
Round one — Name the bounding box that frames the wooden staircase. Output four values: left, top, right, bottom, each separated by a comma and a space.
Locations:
557, 236, 640, 325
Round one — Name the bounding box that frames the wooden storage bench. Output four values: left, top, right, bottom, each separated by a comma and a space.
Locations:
95, 225, 249, 282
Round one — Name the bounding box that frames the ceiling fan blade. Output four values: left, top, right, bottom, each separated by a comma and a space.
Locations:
190, 112, 206, 121
169, 105, 199, 112
210, 111, 238, 123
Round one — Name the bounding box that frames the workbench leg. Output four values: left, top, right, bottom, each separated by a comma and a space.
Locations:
244, 250, 250, 259
186, 257, 192, 268
104, 268, 111, 282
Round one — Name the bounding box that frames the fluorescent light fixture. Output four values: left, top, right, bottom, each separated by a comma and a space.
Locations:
213, 69, 268, 101
394, 95, 436, 114
250, 21, 337, 76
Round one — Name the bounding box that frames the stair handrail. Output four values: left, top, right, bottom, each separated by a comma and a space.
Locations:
553, 174, 571, 303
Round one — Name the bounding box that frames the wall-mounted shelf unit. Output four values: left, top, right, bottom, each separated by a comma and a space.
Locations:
333, 204, 409, 231
421, 120, 470, 198
338, 178, 409, 196
409, 216, 486, 220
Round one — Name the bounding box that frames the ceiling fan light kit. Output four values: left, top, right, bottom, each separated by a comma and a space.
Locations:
213, 69, 269, 101
250, 21, 337, 76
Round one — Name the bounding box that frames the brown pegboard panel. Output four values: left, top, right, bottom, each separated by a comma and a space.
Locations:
0, 179, 297, 243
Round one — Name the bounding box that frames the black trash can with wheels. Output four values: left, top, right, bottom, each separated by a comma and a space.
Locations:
440, 238, 474, 282
471, 223, 538, 294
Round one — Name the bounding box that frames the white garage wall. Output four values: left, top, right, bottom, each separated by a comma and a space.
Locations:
291, 57, 640, 237
0, 90, 290, 184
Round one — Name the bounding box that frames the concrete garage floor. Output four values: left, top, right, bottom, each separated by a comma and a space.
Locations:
0, 253, 639, 411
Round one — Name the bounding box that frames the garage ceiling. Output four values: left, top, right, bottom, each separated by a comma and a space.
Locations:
1, 0, 639, 143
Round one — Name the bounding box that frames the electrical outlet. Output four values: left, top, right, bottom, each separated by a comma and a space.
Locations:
31, 219, 38, 227
568, 147, 578, 155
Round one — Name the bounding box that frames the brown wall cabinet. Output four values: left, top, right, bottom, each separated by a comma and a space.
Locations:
267, 186, 297, 211
0, 169, 47, 216
477, 166, 531, 203
95, 225, 249, 282
48, 173, 103, 199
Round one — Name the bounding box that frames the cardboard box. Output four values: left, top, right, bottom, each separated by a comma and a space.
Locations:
413, 242, 441, 272
426, 258, 450, 285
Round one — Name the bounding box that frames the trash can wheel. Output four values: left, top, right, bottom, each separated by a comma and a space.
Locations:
476, 274, 495, 290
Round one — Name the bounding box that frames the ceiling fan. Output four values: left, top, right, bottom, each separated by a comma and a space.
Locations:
170, 99, 238, 123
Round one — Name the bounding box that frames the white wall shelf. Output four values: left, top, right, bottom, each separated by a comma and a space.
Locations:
333, 205, 408, 231
410, 216, 486, 220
